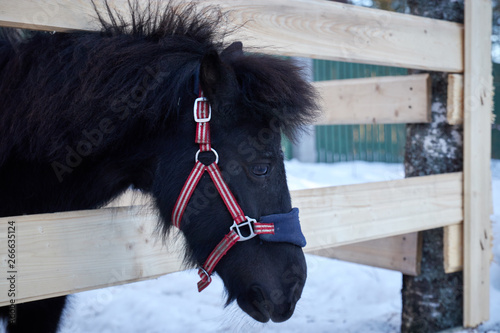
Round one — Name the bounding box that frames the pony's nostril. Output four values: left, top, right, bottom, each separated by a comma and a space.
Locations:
236, 285, 273, 323
290, 281, 302, 303
250, 285, 268, 307
250, 285, 264, 298
253, 285, 277, 313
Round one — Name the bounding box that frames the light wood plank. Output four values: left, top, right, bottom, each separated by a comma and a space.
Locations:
444, 223, 463, 273
447, 73, 496, 126
314, 74, 431, 125
0, 206, 186, 306
0, 0, 463, 72
447, 74, 464, 125
463, 0, 493, 327
109, 190, 430, 276
311, 232, 422, 275
445, 73, 465, 275
0, 173, 463, 306
294, 172, 463, 251
111, 173, 464, 251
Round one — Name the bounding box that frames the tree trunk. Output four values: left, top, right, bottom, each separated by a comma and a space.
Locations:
402, 1, 465, 332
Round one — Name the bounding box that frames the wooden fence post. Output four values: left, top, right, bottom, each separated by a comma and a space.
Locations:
463, 0, 493, 327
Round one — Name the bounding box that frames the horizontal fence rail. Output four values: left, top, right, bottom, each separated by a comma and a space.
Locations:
311, 232, 423, 276
295, 172, 463, 250
311, 60, 411, 164
0, 0, 463, 72
314, 74, 431, 125
0, 173, 463, 306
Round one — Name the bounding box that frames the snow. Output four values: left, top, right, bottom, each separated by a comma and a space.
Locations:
4, 160, 500, 332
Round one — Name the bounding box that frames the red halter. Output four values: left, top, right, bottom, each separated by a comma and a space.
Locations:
171, 91, 275, 292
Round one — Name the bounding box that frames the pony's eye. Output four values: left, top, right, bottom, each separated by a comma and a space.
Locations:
251, 164, 269, 177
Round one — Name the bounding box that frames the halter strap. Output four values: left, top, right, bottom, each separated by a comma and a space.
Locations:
194, 91, 211, 151
171, 90, 275, 292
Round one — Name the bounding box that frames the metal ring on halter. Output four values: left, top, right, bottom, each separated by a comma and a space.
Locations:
199, 267, 212, 283
195, 148, 219, 164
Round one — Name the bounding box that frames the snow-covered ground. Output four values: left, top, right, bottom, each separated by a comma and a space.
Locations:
5, 160, 500, 332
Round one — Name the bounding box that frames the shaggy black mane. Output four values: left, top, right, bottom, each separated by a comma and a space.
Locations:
0, 0, 317, 167
92, 0, 318, 138
0, 2, 314, 328
93, 1, 225, 45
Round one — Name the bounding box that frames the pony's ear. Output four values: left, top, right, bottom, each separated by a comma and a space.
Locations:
200, 50, 224, 96
200, 49, 237, 100
221, 41, 243, 59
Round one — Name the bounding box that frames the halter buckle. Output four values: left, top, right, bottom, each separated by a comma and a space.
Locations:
193, 97, 211, 122
230, 217, 258, 242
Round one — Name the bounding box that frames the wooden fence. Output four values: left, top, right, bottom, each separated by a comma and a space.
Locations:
312, 60, 409, 164
0, 0, 493, 328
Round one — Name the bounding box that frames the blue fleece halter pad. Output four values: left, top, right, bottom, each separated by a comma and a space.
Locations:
258, 208, 307, 247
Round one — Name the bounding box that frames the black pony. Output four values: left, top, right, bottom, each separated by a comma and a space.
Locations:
0, 1, 317, 332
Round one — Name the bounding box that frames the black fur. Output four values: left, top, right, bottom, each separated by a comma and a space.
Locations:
0, 1, 317, 331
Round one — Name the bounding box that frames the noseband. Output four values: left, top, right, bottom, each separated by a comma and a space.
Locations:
172, 89, 306, 292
